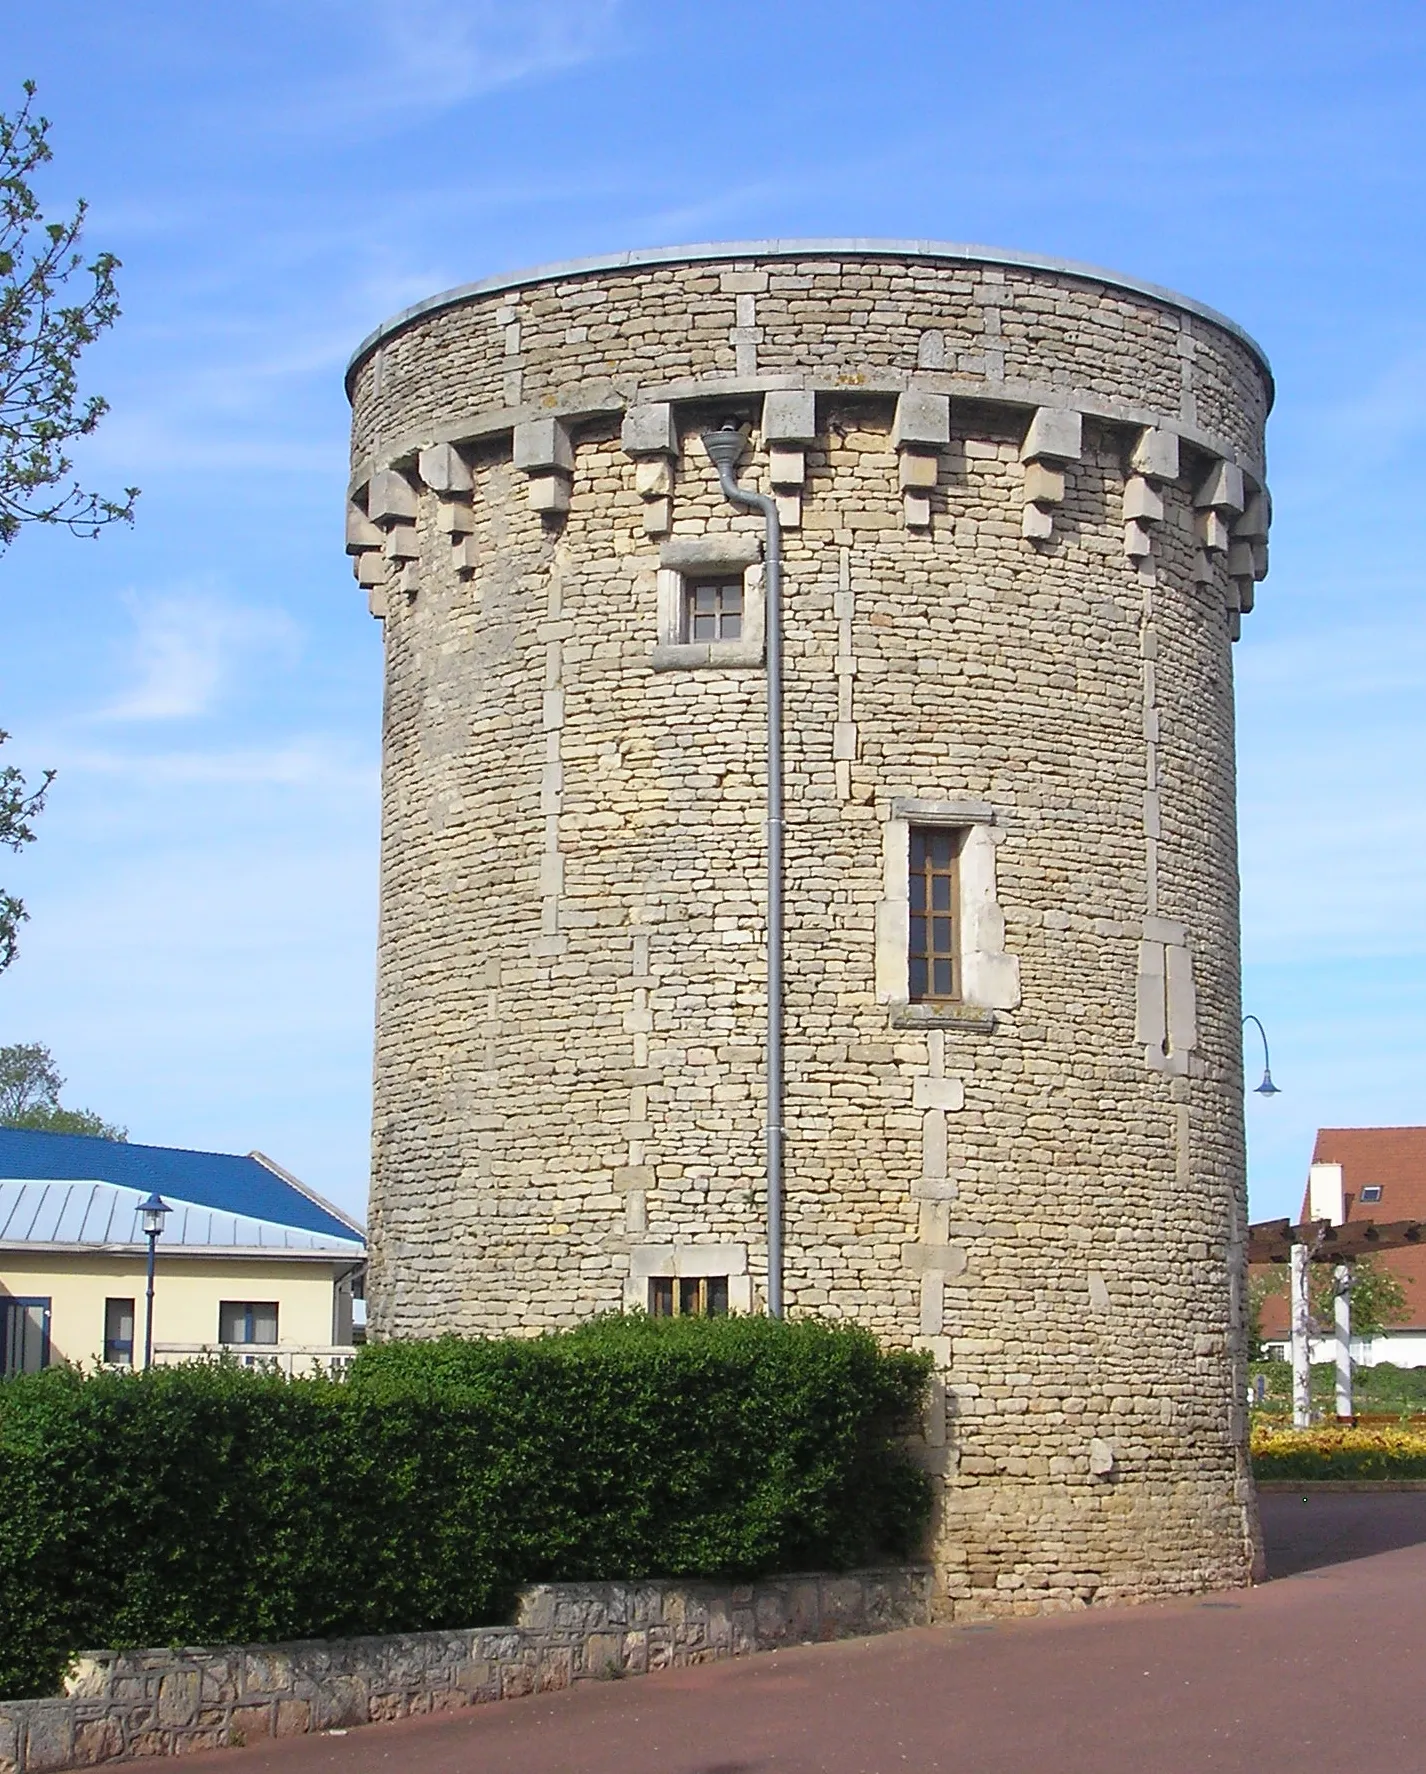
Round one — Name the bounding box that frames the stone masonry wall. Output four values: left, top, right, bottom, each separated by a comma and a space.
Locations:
0, 1570, 929, 1773
349, 245, 1273, 1617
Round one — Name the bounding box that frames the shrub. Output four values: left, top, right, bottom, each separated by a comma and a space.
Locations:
0, 1316, 930, 1700
1250, 1422, 1426, 1480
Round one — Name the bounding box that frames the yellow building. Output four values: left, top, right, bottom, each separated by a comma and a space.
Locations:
0, 1129, 365, 1378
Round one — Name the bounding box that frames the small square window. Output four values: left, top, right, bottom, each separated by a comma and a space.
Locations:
649, 1276, 729, 1317
103, 1297, 135, 1366
1360, 1185, 1383, 1204
908, 825, 964, 1001
218, 1301, 279, 1345
684, 578, 742, 643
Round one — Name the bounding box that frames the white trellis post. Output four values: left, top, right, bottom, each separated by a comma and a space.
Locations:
1335, 1262, 1353, 1421
1291, 1240, 1312, 1428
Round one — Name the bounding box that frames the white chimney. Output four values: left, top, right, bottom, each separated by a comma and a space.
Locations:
1308, 1161, 1345, 1226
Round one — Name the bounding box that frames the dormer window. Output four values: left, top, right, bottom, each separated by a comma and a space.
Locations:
1361, 1185, 1383, 1204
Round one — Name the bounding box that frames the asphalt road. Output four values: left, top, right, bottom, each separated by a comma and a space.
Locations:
181, 1493, 1426, 1774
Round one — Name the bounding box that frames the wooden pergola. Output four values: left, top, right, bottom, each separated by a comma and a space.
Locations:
1247, 1216, 1426, 1425
1248, 1217, 1426, 1264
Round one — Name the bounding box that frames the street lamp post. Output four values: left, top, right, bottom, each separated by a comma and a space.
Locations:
702, 420, 785, 1319
138, 1192, 171, 1370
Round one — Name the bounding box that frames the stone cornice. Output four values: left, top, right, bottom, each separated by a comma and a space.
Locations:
348, 374, 1266, 500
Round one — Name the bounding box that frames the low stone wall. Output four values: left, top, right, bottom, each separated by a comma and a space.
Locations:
0, 1568, 931, 1773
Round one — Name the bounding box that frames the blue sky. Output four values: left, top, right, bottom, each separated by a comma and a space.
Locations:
1, 1, 1423, 1222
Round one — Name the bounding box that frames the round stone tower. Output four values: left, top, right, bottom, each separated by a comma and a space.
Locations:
346, 241, 1272, 1613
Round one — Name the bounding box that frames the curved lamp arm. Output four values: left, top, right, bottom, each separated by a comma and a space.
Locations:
1242, 1014, 1281, 1096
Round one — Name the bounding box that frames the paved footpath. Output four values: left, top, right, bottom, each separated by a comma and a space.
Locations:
181, 1494, 1426, 1774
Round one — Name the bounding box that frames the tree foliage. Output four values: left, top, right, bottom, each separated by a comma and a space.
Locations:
0, 82, 136, 547
1250, 1253, 1411, 1349
0, 732, 51, 972
1, 82, 136, 968
0, 1040, 125, 1139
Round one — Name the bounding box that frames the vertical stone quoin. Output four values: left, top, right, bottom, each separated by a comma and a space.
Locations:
345, 242, 1274, 1615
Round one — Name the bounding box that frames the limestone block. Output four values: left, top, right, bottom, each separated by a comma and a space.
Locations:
774, 491, 801, 529
1124, 520, 1153, 559
891, 390, 950, 450
898, 451, 939, 491
912, 1077, 965, 1112
1021, 503, 1054, 541
769, 447, 806, 487
345, 505, 383, 554
1226, 540, 1254, 578
355, 550, 389, 588
1234, 489, 1270, 541
1197, 509, 1230, 552
1252, 540, 1269, 580
643, 497, 673, 535
453, 536, 478, 575
367, 581, 389, 621
383, 524, 420, 560
418, 442, 472, 494
903, 492, 931, 529
1236, 577, 1256, 613
1195, 459, 1245, 515
1166, 942, 1197, 1053
1135, 941, 1166, 1049
1192, 549, 1215, 584
902, 1243, 968, 1277
832, 721, 858, 761
1020, 407, 1082, 463
439, 500, 476, 536
513, 418, 574, 476
917, 329, 946, 368
367, 468, 418, 524
621, 404, 677, 458
635, 458, 674, 498
1022, 461, 1064, 506
1130, 428, 1180, 481
661, 536, 762, 571
761, 390, 817, 445
1089, 1438, 1115, 1476
527, 473, 572, 515
1122, 477, 1164, 524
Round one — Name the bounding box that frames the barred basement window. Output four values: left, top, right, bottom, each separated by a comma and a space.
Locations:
649, 1276, 729, 1317
684, 578, 743, 642
908, 824, 964, 1001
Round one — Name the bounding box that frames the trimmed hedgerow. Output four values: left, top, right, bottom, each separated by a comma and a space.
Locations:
0, 1315, 930, 1699
1251, 1422, 1426, 1481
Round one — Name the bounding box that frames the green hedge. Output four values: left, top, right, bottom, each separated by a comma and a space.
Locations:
0, 1316, 931, 1699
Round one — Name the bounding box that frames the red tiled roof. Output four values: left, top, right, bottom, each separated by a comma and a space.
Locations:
1256, 1128, 1426, 1339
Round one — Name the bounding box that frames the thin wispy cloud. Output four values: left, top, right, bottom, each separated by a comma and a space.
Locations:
259, 0, 623, 135
102, 588, 299, 722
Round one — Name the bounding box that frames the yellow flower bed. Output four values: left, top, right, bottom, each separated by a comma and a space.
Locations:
1251, 1423, 1426, 1480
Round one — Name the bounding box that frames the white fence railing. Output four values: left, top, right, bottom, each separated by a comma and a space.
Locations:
151, 1343, 358, 1378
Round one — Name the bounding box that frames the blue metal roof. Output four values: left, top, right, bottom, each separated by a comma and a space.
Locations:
0, 1129, 362, 1245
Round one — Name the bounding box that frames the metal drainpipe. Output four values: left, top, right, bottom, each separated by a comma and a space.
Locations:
701, 421, 784, 1319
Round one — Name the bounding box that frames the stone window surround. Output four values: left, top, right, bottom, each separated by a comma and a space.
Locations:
623, 1243, 753, 1313
875, 799, 1021, 1030
652, 537, 764, 671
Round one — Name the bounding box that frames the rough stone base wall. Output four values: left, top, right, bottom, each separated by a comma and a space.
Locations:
0, 1569, 932, 1774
